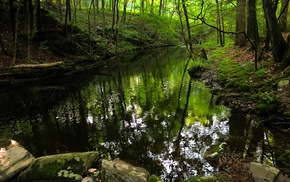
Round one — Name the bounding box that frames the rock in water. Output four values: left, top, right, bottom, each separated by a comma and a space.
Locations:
101, 159, 149, 182
0, 145, 35, 181
19, 151, 99, 181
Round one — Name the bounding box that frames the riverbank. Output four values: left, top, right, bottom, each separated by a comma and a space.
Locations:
201, 44, 290, 118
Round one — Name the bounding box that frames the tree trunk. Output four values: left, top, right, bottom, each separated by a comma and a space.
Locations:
122, 0, 128, 23
9, 0, 16, 41
247, 0, 260, 44
159, 0, 163, 16
34, 0, 41, 35
216, 0, 223, 46
57, 0, 63, 22
262, 0, 287, 61
0, 34, 8, 56
150, 0, 154, 15
181, 0, 193, 57
235, 0, 246, 47
11, 0, 20, 67
25, 0, 32, 63
279, 0, 289, 31
140, 0, 144, 14
64, 0, 71, 36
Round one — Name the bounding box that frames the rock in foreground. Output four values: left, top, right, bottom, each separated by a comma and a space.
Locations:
101, 159, 149, 182
0, 145, 35, 181
19, 151, 98, 181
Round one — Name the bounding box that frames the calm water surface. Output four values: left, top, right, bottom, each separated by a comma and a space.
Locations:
0, 48, 289, 181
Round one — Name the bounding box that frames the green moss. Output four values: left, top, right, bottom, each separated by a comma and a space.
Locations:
148, 175, 163, 182
37, 160, 63, 178
283, 112, 290, 116
252, 91, 280, 113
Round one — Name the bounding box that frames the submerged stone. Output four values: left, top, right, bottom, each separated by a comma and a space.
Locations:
19, 151, 98, 181
101, 159, 149, 182
0, 145, 35, 181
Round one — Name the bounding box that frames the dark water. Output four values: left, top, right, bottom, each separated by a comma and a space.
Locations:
0, 48, 289, 181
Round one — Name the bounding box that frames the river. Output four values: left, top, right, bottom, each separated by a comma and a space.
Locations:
0, 47, 289, 181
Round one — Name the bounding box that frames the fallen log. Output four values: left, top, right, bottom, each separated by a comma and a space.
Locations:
12, 61, 63, 68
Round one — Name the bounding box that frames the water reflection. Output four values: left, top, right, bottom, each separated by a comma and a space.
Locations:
0, 48, 289, 181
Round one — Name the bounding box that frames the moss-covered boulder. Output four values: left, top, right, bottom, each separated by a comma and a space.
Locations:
101, 159, 149, 182
18, 151, 98, 181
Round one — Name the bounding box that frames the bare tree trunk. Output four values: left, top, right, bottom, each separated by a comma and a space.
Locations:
25, 0, 32, 63
279, 0, 289, 31
11, 0, 20, 67
121, 0, 128, 23
216, 0, 223, 46
150, 0, 154, 15
247, 0, 260, 44
140, 0, 144, 14
102, 0, 105, 37
181, 0, 193, 57
159, 0, 163, 15
262, 0, 287, 61
57, 0, 63, 22
235, 0, 246, 47
64, 0, 71, 36
0, 34, 8, 56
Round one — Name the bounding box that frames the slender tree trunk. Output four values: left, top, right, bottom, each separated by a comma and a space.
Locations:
235, 0, 246, 46
96, 0, 100, 13
58, 0, 63, 22
150, 0, 154, 15
102, 0, 105, 37
122, 0, 128, 23
216, 0, 223, 45
159, 0, 163, 15
221, 0, 225, 44
11, 0, 20, 67
34, 0, 40, 35
25, 0, 32, 63
279, 0, 289, 31
262, 0, 287, 61
9, 0, 16, 41
0, 34, 8, 56
112, 0, 116, 29
140, 0, 144, 14
64, 0, 71, 36
181, 0, 193, 57
88, 0, 92, 54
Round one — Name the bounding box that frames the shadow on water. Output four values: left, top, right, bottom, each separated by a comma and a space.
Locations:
0, 47, 290, 181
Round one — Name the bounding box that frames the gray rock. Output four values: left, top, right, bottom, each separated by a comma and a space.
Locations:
19, 151, 98, 181
101, 159, 149, 182
0, 145, 35, 181
249, 162, 280, 182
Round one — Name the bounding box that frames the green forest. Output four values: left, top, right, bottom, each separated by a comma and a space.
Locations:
1, 0, 290, 180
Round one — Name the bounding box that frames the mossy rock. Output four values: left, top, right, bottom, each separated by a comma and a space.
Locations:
18, 151, 98, 181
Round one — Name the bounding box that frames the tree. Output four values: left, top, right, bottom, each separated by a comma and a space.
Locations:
279, 0, 289, 31
215, 0, 223, 46
262, 0, 286, 62
64, 0, 72, 36
247, 0, 259, 45
235, 0, 246, 46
